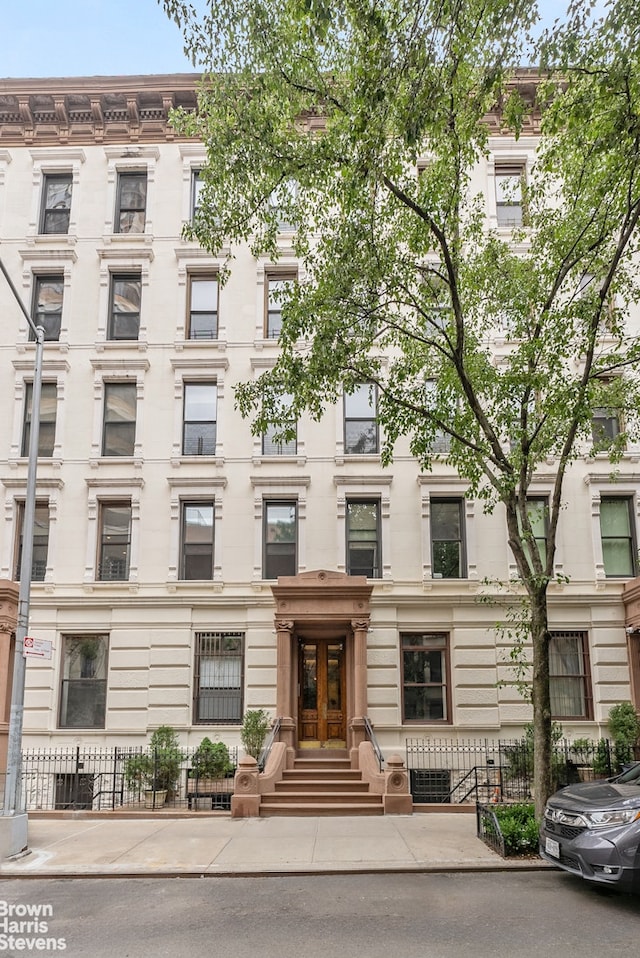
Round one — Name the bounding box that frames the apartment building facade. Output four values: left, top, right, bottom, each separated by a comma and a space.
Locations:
0, 74, 639, 757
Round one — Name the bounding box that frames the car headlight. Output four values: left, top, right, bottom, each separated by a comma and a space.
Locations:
583, 808, 640, 828
545, 806, 587, 827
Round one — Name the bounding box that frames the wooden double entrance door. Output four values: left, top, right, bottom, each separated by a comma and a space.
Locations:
298, 637, 346, 745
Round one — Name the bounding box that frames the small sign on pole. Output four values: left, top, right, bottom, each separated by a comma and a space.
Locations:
23, 636, 53, 660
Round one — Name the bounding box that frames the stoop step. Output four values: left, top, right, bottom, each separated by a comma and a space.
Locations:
260, 802, 384, 817
258, 752, 384, 817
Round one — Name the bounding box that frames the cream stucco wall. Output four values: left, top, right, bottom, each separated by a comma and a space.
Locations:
0, 80, 638, 755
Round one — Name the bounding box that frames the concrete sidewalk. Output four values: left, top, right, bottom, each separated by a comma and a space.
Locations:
0, 813, 549, 879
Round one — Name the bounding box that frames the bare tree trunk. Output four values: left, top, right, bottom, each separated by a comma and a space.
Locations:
530, 589, 552, 820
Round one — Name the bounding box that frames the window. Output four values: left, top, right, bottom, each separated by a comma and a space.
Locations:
401, 632, 449, 723
193, 631, 243, 724
191, 170, 203, 221
420, 274, 451, 334
592, 407, 621, 451
263, 500, 297, 578
269, 178, 297, 231
262, 424, 297, 456
183, 382, 217, 456
108, 274, 141, 340
346, 500, 381, 577
549, 631, 592, 719
22, 381, 56, 457
344, 383, 378, 454
262, 394, 296, 455
495, 164, 525, 227
187, 274, 218, 340
265, 273, 295, 340
522, 497, 548, 567
430, 498, 466, 578
181, 501, 214, 579
600, 496, 637, 577
40, 173, 72, 234
14, 501, 49, 581
59, 634, 108, 729
424, 379, 451, 453
31, 275, 63, 342
102, 382, 136, 457
97, 502, 131, 581
115, 171, 147, 233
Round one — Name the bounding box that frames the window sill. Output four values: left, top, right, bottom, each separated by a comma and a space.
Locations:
175, 338, 227, 352
83, 581, 139, 593
402, 720, 452, 726
102, 232, 154, 247
89, 456, 143, 470
166, 579, 224, 593
252, 455, 307, 467
32, 232, 78, 247
334, 454, 382, 466
95, 340, 148, 353
172, 456, 225, 467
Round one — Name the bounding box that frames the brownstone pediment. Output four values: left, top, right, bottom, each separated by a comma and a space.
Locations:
271, 570, 372, 626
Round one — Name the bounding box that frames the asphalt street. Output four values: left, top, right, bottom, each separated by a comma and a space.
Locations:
0, 871, 637, 958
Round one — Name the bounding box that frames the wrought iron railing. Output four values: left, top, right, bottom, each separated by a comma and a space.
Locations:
363, 716, 384, 771
476, 803, 506, 856
405, 736, 638, 805
0, 744, 238, 813
258, 717, 282, 772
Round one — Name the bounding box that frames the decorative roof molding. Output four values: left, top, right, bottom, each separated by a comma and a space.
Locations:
0, 69, 542, 148
0, 75, 200, 147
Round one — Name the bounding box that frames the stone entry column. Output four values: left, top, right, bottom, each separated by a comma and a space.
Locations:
275, 619, 296, 760
349, 617, 369, 758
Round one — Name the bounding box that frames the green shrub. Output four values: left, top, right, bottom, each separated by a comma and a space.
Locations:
503, 722, 565, 786
240, 709, 271, 759
570, 737, 594, 765
592, 738, 612, 777
607, 702, 640, 772
493, 803, 539, 856
124, 725, 183, 798
190, 738, 232, 779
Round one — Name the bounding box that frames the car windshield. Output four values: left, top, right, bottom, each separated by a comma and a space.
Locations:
615, 762, 640, 785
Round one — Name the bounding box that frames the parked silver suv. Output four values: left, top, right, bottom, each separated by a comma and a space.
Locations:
540, 762, 640, 891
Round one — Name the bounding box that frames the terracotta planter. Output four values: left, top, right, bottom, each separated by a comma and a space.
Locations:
577, 766, 595, 782
189, 778, 221, 791
144, 789, 167, 808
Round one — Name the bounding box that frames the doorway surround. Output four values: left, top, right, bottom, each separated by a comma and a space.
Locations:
271, 570, 373, 765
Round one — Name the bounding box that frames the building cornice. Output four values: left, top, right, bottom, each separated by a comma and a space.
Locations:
0, 69, 543, 148
0, 74, 201, 147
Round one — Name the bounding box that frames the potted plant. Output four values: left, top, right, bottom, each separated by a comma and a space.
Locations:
189, 738, 232, 785
570, 737, 596, 781
124, 725, 183, 808
186, 737, 233, 810
240, 709, 271, 760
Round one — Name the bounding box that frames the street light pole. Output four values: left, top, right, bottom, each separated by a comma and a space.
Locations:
0, 254, 44, 815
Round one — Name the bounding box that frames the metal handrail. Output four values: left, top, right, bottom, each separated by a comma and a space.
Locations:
258, 717, 282, 772
477, 802, 506, 857
363, 716, 384, 771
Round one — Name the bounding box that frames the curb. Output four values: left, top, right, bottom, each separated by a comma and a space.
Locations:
0, 860, 554, 880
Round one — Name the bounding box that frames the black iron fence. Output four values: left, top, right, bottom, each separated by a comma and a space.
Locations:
476, 802, 506, 856
3, 737, 638, 812
0, 744, 238, 813
405, 737, 640, 805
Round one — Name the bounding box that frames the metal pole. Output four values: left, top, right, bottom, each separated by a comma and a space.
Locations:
0, 254, 44, 815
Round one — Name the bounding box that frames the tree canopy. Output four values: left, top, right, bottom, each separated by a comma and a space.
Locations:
161, 0, 640, 812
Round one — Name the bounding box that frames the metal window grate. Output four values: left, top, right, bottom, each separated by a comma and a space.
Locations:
193, 632, 244, 724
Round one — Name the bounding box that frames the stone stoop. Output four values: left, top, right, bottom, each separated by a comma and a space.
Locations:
259, 751, 384, 817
